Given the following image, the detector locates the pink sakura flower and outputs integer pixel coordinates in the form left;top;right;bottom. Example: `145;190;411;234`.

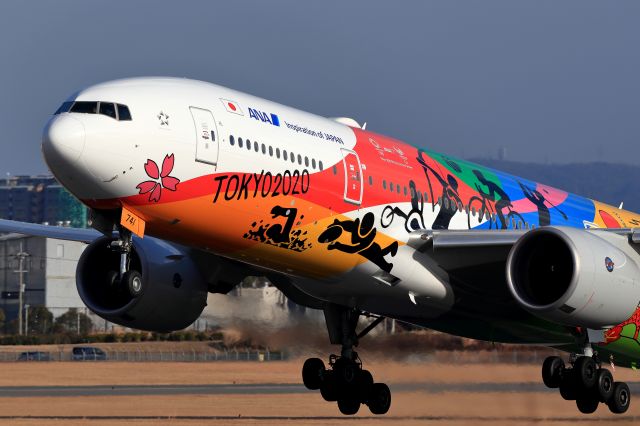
136;154;180;202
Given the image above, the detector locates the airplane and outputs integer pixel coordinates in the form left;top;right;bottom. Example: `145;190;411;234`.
1;76;639;416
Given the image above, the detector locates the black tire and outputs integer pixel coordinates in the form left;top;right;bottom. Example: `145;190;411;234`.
367;383;391;415
106;270;120;289
595;368;614;403
337;398;360;415
357;370;374;403
573;356;597;390
576;396;599;414
559;371;577;401
320;371;339;402
607;382;631;414
542;356;564;388
334;357;359;386
302;358;325;390
121;270;143;298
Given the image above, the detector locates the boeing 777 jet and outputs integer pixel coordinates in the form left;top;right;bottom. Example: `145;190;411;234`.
2;77;640;415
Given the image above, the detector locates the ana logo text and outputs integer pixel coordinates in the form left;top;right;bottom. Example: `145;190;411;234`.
249;108;280;126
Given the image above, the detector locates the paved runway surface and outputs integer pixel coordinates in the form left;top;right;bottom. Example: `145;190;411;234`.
1;382;639;397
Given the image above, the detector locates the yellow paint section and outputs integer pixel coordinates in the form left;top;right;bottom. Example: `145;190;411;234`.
128;194;403;279
592;201;640;229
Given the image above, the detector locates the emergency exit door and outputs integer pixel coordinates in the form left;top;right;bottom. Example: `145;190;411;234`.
190;107;219;166
341;148;363;205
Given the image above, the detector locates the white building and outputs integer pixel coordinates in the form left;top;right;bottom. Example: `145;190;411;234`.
0;234;85;330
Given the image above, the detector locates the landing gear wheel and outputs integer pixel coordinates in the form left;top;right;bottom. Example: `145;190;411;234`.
302;358;325;390
573;356;597;389
121;270;143;298
542;356;564;388
106;270;120;289
607;382;631;414
559;370;577;401
337;398;360;415
334;357;359;386
576;396;599;414
357;370;374;403
320;371;339;402
595;368;614;403
367;383;391;415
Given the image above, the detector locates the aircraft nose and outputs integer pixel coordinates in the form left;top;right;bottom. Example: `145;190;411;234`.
42;115;86;164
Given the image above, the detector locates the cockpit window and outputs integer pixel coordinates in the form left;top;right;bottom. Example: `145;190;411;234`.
54;101;74;115
54;100;132;121
117;104;132;121
70;101;98;114
99;102;117;119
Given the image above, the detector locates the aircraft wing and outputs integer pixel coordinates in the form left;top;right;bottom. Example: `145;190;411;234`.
0;218;101;243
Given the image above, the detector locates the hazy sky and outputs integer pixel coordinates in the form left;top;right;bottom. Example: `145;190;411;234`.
1;1;639;175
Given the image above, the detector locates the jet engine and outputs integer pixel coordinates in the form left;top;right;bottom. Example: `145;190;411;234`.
76;235;208;332
506;226;640;329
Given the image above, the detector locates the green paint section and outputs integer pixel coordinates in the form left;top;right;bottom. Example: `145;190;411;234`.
423;149;505;199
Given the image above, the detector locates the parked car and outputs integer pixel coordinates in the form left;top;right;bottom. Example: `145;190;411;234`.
17;351;50;361
72;346;107;361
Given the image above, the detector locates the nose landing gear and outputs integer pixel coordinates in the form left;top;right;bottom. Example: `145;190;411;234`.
302;305;391;415
108;228;143;298
542;354;630;414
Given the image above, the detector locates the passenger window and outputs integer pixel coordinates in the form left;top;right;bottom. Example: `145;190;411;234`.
54;101;73;115
276;148;280;158
283;150;288;161
246;139;251;150
333;165;337;175
98;102;117;119
396;184;400;193
117;104;132;120
319;161;324;171
291;153;296;164
254;141;259;152
269;146;273;157
369;176;373;186
403;186;407;196
238;137;243;148
297;154;302;165
261;143;266;154
230;135;235;146
382;180;387;190
304;156;309;167
71;101;97;114
312;159;316;169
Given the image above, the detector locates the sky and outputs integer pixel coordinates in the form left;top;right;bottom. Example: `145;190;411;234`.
0;1;639;175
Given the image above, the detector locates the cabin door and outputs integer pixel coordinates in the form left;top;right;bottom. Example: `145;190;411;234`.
190;107;219;166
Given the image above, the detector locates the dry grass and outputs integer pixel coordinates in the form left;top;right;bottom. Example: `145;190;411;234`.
0;361;638;425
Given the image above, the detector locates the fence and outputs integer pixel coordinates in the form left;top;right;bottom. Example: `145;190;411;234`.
0;348;287;362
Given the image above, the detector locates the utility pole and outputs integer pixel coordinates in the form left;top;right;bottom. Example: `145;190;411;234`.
24;304;30;335
14;241;29;336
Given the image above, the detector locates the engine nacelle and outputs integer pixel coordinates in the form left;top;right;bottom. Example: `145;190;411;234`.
507;226;640;329
77;236;208;332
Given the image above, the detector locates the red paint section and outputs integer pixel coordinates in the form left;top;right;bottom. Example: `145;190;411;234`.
600;210;621;228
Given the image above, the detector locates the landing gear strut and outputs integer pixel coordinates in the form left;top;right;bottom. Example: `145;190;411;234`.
542;348;630;414
302;306;391;415
108;228;143;298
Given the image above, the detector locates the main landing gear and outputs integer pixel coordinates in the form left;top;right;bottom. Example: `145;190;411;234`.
542;352;630;414
108;228;143;298
302;306;391;415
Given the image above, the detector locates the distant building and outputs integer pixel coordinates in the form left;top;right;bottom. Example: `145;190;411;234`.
0;234;86;332
0;175;87;227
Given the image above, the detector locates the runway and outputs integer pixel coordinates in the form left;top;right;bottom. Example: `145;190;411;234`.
0;361;639;425
2;381;640;397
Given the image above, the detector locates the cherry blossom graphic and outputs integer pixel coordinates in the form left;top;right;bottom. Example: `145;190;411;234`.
136;154;180;202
